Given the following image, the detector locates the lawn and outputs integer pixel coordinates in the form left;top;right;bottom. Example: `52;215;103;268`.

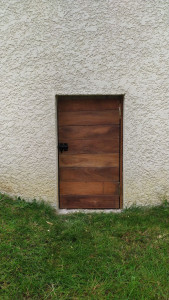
0;194;169;299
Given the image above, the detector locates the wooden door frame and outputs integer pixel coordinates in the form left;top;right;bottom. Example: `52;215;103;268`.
57;95;123;210
119;99;123;209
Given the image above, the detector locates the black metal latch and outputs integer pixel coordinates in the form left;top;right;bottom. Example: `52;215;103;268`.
58;143;68;153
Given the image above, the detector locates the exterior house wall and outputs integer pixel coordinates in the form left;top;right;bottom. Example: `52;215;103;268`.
0;0;169;208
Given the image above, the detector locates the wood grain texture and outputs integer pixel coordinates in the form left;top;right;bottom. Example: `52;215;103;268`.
60;182;102;195
58;139;119;154
60;182;119;195
59;154;119;167
58;110;119;126
103;182;119;194
59;125;119;140
58;96;122;111
58;96;123;209
60;195;120;209
60;167;119;182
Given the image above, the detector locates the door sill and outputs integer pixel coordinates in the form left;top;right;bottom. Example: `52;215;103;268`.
58;209;122;214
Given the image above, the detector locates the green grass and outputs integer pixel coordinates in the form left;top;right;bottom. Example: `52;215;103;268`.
0;194;169;299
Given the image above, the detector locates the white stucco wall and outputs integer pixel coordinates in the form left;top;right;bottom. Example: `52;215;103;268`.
0;0;169;208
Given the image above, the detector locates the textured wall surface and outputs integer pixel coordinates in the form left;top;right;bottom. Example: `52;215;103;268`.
0;0;169;208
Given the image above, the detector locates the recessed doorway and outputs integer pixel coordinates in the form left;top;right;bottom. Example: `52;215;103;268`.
57;95;123;209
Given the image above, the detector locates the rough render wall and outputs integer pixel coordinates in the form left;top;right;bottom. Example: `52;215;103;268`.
0;0;169;207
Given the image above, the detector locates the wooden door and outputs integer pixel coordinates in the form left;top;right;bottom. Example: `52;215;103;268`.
58;95;123;209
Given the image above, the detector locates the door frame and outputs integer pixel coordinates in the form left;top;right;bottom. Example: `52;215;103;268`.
119;99;123;209
57;95;123;210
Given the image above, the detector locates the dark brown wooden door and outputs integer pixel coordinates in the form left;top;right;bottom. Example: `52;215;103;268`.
58;96;123;209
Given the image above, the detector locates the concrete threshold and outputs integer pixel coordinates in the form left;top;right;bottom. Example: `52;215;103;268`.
58;209;122;214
